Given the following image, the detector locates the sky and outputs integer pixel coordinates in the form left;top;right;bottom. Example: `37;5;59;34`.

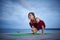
0;0;60;29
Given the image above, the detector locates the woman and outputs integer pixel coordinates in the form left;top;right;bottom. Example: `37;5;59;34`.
28;12;45;34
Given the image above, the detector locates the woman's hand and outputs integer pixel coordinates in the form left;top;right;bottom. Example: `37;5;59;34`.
32;27;37;33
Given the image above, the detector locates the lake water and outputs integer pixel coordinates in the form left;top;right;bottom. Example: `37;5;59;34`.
0;29;60;33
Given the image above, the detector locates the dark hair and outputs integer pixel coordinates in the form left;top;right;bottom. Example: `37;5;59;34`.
28;12;35;18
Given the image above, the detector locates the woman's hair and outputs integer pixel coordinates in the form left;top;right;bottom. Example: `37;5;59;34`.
28;12;35;18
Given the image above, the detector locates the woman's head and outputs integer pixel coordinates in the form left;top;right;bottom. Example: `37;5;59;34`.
28;12;35;20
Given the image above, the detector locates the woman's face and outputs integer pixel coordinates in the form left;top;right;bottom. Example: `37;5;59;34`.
28;14;34;20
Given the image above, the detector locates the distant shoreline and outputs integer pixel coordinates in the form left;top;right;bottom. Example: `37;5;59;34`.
0;28;60;30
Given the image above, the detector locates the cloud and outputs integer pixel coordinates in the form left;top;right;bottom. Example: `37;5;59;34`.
0;0;60;29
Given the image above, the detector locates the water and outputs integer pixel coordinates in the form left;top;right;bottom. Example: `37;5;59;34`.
0;29;60;33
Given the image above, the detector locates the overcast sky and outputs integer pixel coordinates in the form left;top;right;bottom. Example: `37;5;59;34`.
0;0;60;29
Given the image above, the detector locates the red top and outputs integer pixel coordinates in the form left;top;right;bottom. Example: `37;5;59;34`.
29;20;45;30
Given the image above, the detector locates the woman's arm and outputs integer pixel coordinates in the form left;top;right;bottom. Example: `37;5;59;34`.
29;23;37;33
41;25;44;35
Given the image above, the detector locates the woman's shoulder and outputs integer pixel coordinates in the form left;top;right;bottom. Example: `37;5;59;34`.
35;17;40;23
35;17;44;23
